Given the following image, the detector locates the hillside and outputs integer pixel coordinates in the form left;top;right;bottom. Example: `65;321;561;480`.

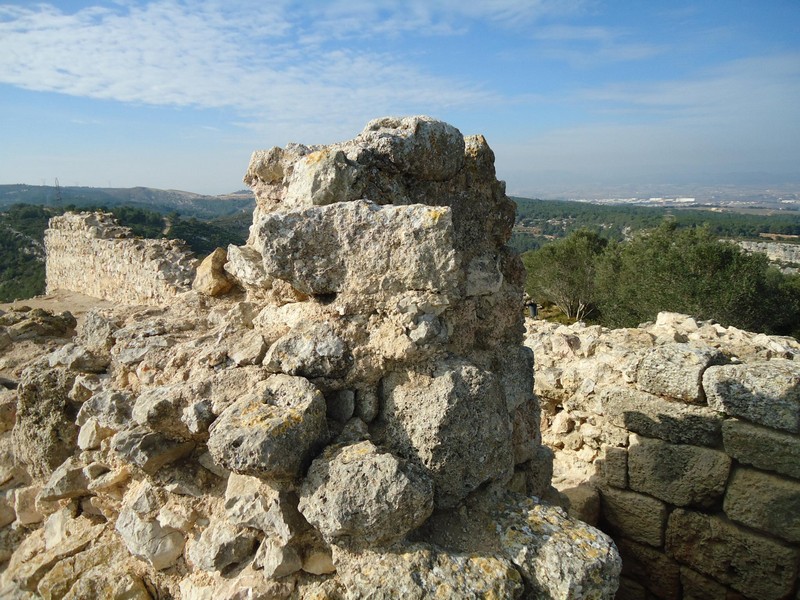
0;204;250;302
0;184;254;219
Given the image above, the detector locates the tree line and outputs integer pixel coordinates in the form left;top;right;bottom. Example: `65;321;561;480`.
523;223;800;339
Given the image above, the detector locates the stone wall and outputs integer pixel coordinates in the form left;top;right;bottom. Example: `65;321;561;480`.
527;312;800;600
45;212;197;306
0;118;622;599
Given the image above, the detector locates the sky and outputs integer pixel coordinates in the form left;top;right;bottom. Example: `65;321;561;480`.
1;0;799;198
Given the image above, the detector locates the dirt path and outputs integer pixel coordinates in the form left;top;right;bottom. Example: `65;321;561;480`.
0;289;114;326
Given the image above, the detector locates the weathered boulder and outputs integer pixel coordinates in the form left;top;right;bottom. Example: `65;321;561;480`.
207;374;328;481
627;434;731;507
380;360;513;508
186;520;258;573
704;360;800;433
111;426;195;475
193;247;234;296
263;323;351;380
298;441;433;547
635;343;725;404
224;473;306;540
13;364;78;478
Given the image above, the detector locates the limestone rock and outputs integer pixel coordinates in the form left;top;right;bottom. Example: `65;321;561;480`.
187;520;258;572
39;456;90;501
252;199;458;303
75;389;133;431
627;434;731;507
636;343;725;404
666;509;799;600
254;537;302;578
703;360;800;433
111;426;195;475
380;360;513;508
224;244;269;290
600;387;723;446
333;542;523;599
13;364;78;478
600;487;667;547
723;467;800;543
115;507;185;571
298;441;433;547
264;323;352;380
47;342;108;373
207;374;328;481
193;247;234;296
617;538;681;600
227;329;266;366
722;418;800;479
224;473;306;540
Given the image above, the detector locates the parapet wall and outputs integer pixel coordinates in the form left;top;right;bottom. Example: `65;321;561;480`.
45;212;197;306
527;312;800;600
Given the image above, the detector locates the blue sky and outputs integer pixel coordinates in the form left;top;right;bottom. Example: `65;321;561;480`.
1;1;798;197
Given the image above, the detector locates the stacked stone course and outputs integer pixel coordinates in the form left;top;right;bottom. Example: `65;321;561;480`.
528;312;800;599
45;211;197;305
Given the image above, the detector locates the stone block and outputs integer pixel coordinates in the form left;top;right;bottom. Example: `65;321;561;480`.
617;537;681;600
600;487;667;547
636;343;726;404
703;360;800;433
680;567;740;600
724;467;800;543
666;509;799;600
601;387;722;446
628;434;730;507
599;445;628;488
722;418;800;479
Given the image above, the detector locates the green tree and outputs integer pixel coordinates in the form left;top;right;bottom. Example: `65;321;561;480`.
594;222;797;334
523;229;607;321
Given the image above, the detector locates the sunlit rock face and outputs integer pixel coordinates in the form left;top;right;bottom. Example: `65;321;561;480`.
1;117;621;599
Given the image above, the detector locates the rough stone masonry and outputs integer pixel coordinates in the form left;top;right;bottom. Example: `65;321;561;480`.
1;116;621;598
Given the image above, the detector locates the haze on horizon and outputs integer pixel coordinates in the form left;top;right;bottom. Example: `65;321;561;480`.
0;0;798;198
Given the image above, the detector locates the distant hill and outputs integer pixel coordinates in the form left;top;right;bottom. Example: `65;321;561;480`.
0;184;254;219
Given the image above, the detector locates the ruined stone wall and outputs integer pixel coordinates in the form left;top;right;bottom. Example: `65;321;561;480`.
0;118;622;599
45;212;197;306
527;312;800;600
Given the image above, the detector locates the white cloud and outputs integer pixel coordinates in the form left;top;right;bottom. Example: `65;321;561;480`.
0;0;502;139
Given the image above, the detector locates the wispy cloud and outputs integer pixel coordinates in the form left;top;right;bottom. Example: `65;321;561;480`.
0;0;511;138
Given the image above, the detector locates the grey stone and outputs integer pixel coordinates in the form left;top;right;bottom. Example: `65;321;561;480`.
39;456;90;501
666;509;799;600
187;520;258;572
111;426;195;475
254;537;302;578
636;343;725;403
723;467;800;543
132;384;193;439
600;487;667;547
263;323;352;380
354;388;379;423
298;441;434;547
224;244;270;290
381;360;513;508
227;329;267;366
333;542;523;600
13;364;78;478
617;538;681;600
703;360;800;433
48;342;108;373
599;445;628;488
76;389;133;430
601;387;723;446
722;418;800;479
253;200;459;302
224;473;306;540
207;374;328;481
628;434;731;507
115;507;185;571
